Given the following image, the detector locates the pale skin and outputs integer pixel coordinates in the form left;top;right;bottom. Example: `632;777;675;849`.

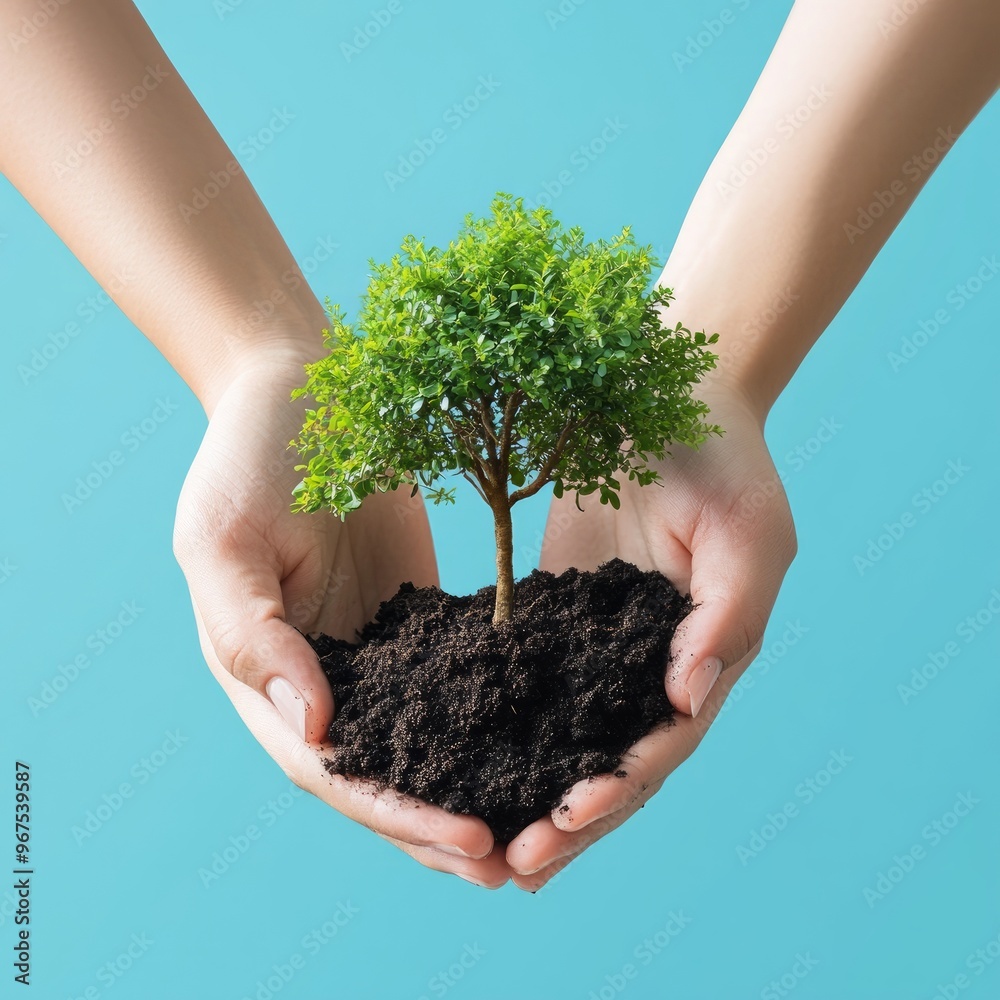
2;0;997;891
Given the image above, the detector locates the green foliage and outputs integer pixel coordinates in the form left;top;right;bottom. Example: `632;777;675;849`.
291;193;719;518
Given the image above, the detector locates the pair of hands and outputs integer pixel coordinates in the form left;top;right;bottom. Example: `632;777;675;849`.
173;360;796;891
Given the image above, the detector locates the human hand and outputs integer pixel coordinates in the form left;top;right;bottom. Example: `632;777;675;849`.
173;358;511;887
506;382;796;889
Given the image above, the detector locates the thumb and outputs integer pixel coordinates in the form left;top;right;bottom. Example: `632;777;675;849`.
665;519;796;717
177;537;335;744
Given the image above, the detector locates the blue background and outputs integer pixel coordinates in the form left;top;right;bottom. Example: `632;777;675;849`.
3;1;998;997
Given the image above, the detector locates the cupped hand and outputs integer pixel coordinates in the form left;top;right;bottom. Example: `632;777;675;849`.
173;359;510;887
506;381;797;889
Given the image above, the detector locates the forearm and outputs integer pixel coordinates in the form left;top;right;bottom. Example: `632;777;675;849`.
661;0;1000;421
0;0;323;413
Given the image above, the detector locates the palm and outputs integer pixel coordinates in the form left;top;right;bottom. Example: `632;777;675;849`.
174;365;509;885
505;388;797;888
182;376;438;641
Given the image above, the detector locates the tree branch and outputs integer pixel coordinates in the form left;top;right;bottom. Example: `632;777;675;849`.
459;468;489;503
442;412;494;491
508;413;578;506
498;389;524;480
477;395;500;467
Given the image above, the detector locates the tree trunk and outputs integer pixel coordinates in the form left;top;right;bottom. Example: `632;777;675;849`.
491;495;515;624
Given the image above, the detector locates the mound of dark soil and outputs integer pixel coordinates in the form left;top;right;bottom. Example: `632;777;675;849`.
307;559;691;842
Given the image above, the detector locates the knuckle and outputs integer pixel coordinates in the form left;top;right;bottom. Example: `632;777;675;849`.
207;616;256;684
171;517;197;567
738;604;771;658
276;740;312;793
278;763;308;794
765;501;798;564
784;519;799;561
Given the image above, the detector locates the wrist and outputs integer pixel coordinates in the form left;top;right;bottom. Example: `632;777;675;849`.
696;364;773;432
656;281;781;429
195;319;326;417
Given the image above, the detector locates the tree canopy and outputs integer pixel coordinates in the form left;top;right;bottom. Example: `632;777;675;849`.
291;194;720;620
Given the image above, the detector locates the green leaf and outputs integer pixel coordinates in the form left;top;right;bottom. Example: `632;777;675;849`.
289;192;721;552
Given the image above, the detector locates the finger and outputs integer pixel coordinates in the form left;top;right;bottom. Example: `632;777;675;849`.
194;611;495;858
507;813;579;876
510;778;665;878
666;500;795;716
176;520;336;744
381;839;511;888
550;727;682;833
552;653;748;832
323;772;494;858
511;851;582;892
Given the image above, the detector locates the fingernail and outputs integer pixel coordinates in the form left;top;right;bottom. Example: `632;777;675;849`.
266;677;306;740
687;657;723;717
456;874;490;888
516;863;543;876
431;843;474;858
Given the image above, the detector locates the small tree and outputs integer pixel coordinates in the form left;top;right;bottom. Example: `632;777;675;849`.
292;194;719;624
